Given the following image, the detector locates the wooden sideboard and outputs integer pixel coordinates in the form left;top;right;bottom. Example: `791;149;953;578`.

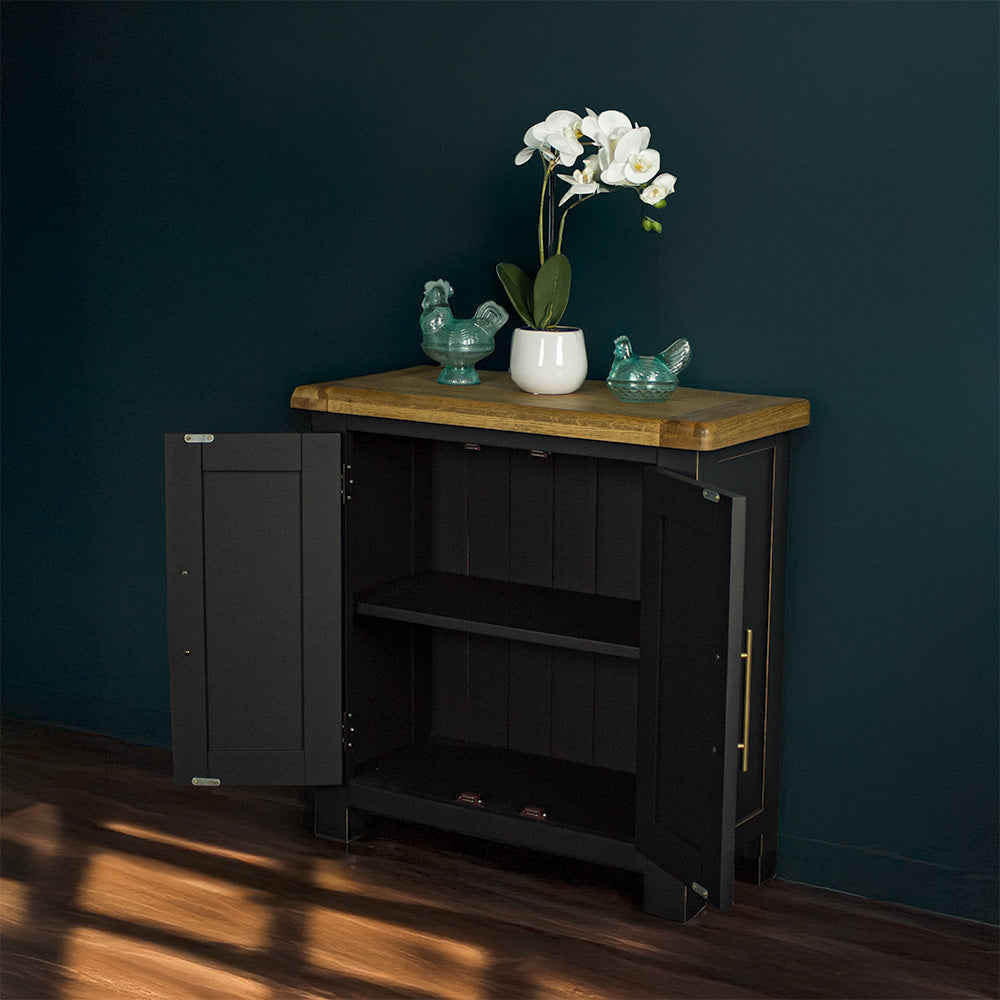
166;366;809;920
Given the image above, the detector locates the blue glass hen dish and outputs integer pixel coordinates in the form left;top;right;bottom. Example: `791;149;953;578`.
605;335;692;402
420;279;508;385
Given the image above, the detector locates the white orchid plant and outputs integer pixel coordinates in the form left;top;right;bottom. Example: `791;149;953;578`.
498;108;676;331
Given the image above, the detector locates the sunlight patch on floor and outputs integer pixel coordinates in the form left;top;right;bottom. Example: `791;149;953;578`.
0;877;30;926
306;905;488;1000
78;852;271;951
2;801;63;855
62;927;272;1000
102;819;286;870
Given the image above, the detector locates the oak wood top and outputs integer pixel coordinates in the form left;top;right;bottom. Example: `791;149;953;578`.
291;366;810;451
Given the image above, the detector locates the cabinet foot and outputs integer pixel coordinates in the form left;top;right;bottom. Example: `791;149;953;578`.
308;786;369;842
641;860;705;922
735;831;777;884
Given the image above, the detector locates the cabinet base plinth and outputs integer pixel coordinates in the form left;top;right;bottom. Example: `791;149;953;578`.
641;860;705;922
309;785;369;842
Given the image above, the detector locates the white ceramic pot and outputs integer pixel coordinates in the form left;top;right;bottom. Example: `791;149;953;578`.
509;327;588;395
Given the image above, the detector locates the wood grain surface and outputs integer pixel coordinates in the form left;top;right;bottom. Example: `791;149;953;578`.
290;367;811;451
2;721;994;1000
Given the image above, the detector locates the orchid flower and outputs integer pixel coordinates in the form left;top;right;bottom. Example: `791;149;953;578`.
599;126;660;186
581;109;633;151
640;172;677;205
500;106;677;330
557;155;607;207
515;110;584;167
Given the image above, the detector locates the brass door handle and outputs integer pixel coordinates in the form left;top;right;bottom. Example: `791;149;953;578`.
737;628;753;773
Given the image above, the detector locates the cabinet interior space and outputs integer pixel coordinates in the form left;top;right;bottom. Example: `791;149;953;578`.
344;430;645;843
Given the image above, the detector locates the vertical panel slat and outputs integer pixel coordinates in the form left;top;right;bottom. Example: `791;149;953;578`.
550;649;594;764
507;450;553;753
301;433;343;785
468;446;511;580
430;441;469;574
509;450;553;586
466;446;512;746
508;644;551;755
427;442;469;742
431;631;469;741
593;655;638;772
467;635;510;749
596;459;643;599
552;455;597;592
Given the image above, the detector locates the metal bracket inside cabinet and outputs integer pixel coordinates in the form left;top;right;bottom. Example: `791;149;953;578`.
191;777;221;786
184;433;214;444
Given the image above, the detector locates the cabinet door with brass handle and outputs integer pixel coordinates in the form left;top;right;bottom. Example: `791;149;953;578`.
636;467;747;913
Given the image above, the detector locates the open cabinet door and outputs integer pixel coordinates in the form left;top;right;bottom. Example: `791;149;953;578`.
165;433;342;787
636;467;746;910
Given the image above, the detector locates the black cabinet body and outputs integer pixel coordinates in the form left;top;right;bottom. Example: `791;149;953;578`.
166;406;792;921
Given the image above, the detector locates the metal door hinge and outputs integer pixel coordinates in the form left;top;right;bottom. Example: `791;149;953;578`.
191;777;221;786
529;449;549;459
341;463;353;503
457;792;484;807
691;881;709;899
342;712;354;749
184;434;214;444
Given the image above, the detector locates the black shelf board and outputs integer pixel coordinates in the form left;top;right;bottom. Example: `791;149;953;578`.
349;738;637;866
355;571;640;658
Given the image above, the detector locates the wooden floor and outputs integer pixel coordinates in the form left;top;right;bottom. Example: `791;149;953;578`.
1;722;996;1000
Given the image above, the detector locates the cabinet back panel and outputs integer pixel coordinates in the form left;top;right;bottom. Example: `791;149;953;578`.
350;618;430;765
430;636;638;772
422;440;642;771
348;433;430;590
428;442;642;599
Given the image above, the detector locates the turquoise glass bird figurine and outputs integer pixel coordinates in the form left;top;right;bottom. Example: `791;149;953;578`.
420;279;509;385
605;335;692;402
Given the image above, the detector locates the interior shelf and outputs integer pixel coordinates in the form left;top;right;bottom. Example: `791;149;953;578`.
355;571;640;658
349;738;637;852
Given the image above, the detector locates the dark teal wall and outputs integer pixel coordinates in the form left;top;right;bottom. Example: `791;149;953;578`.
3;1;996;923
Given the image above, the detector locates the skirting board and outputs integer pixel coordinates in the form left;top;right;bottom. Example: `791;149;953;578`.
778;833;998;925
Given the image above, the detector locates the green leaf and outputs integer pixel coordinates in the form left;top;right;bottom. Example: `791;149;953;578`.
531;254;571;329
496;263;534;328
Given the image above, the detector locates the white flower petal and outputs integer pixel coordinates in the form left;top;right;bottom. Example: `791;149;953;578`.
529;122;551;143
613;126;651;162
601;160;627;185
515;147;536;165
545;110;582;136
597;110;632;135
624;147;660;184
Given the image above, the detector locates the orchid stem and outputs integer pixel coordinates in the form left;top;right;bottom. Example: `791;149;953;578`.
556;193;597;256
537;159;557;265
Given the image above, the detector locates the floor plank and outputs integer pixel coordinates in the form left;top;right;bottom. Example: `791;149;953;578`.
2;722;996;1000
